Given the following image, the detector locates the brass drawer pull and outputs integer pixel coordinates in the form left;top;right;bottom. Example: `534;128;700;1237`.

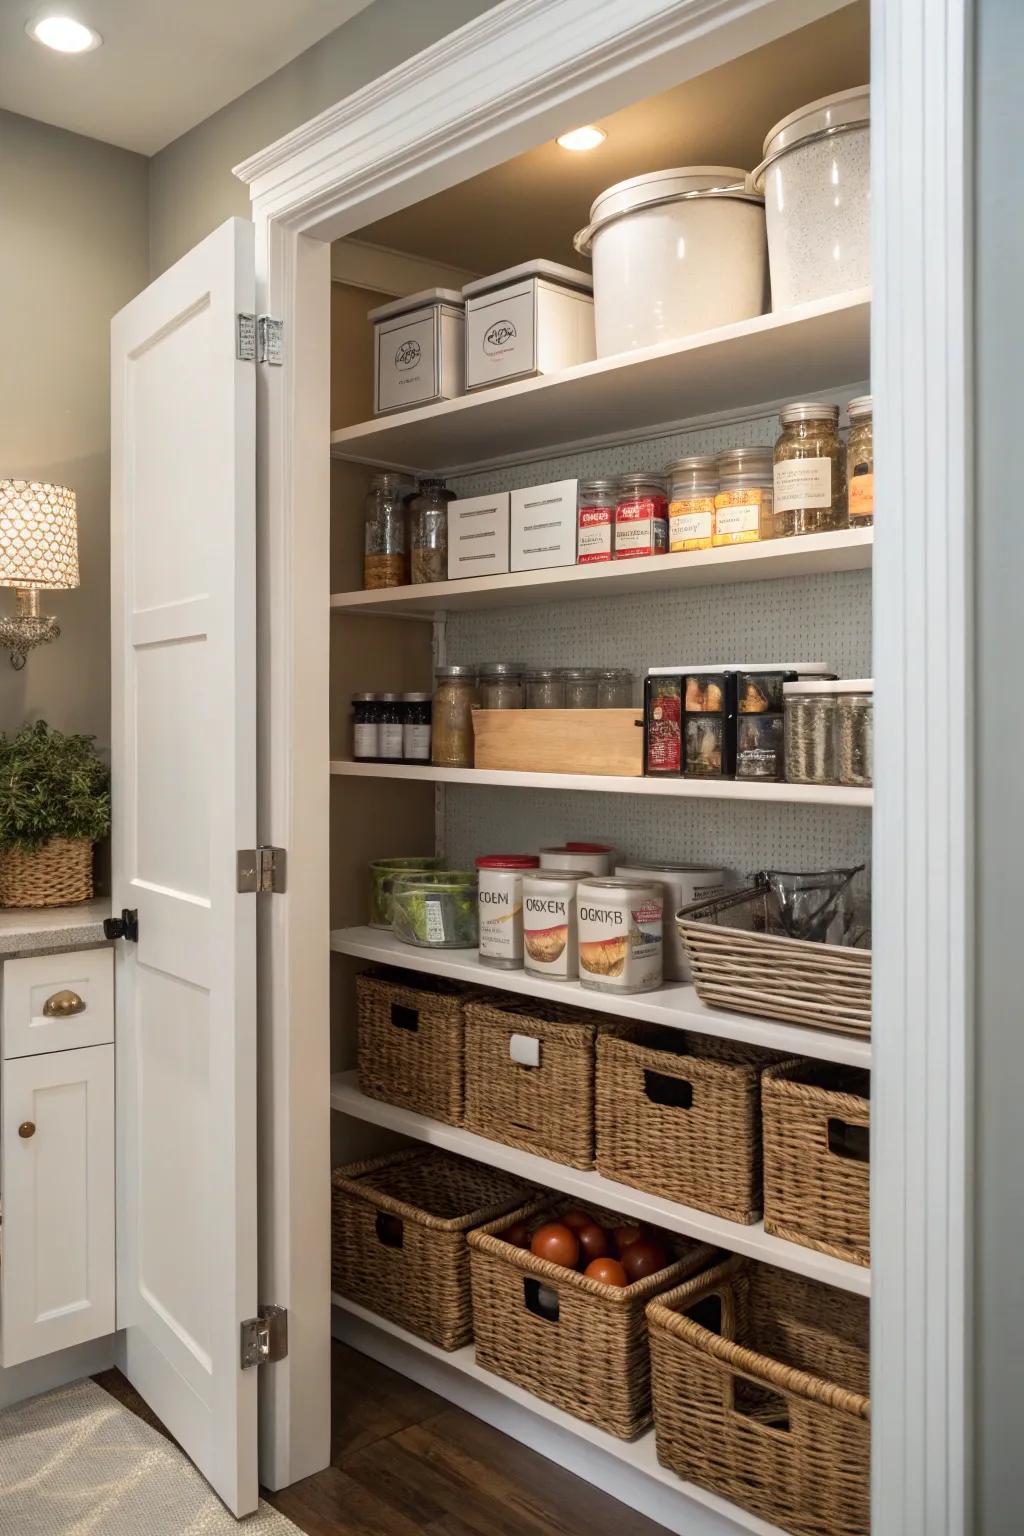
42;989;86;1019
18;1122;35;1139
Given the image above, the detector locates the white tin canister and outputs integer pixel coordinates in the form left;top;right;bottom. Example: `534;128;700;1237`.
751;86;870;310
539;844;614;877
475;854;539;970
577;877;664;994
573;167;767;357
522;870;592;979
615;863;725;981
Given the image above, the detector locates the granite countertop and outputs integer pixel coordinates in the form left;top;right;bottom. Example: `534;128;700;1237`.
0;898;111;958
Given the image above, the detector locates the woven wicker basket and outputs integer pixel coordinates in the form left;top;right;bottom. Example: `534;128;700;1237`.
648;1257;870;1536
469;1200;716;1438
596;1024;790;1224
356;970;478;1126
463;996;605;1169
0;837;93;909
677;882;872;1038
762;1061;870;1266
331;1147;535;1350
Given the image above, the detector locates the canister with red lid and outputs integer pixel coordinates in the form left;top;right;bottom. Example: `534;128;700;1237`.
475;854;540;969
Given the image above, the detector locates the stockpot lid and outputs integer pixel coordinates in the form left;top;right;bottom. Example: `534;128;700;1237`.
461;260;593;299
573;166;761;256
368;287;465;323
752;86;870;190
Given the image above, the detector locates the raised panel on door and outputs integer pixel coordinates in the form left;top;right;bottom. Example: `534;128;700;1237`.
110;216;258;1516
1;1044;115;1368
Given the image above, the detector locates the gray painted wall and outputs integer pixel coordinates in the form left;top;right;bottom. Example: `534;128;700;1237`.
974;1;1024;1530
0;110;148;749
147;0;501;278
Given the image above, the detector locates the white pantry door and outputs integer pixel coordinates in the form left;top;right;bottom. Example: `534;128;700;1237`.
110;217;258;1515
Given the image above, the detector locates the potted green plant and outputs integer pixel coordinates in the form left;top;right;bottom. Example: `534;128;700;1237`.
0;720;111;907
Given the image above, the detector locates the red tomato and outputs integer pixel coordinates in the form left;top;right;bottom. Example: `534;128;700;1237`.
530;1223;580;1269
620;1239;670;1282
502;1221;532;1249
561;1208;592;1232
611;1224;647;1255
583;1256;629;1287
575;1223;610;1264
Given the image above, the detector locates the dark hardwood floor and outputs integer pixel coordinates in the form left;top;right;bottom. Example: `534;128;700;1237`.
98;1340;666;1536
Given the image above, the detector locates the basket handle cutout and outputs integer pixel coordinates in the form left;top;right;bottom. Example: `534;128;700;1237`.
509;1032;541;1068
390;1003;419;1033
523;1278;560;1324
827;1117;869;1162
730;1375;791;1435
644;1069;693;1111
375;1212;404;1249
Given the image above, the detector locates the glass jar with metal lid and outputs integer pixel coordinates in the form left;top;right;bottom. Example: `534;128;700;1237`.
577;478;619;563
595;668;633;708
783;680;839;784
376;692;404;763
409;477;453;585
714;447;774;545
351;693;379;762
524;668;565;709
835;679;873;787
563;668;599;709
773;402;847;536
615;475;668;559
668;455;719;552
431;665;480;767
363;472;412;589
478;663;523;711
846;395;874;526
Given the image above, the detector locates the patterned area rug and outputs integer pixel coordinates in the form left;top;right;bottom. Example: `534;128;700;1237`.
0;1377;300;1534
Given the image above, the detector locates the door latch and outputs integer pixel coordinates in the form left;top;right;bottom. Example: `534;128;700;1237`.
103;908;139;942
241;1305;288;1368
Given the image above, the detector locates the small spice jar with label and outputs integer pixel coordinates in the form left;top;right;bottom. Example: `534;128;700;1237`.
846;395;874;526
431;666;479;767
615;476;668;559
713;447;773;545
351;693;380;762
524;668;565;708
773;402;847;535
668;455;718;552
478;663;523;710
376;692;404;763
401;692;432;762
476;853;539;970
577;479;619;563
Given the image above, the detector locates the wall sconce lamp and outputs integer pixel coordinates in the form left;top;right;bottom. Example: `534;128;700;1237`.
0;481;80;669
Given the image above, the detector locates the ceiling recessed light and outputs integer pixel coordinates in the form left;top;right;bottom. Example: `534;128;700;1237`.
26;15;102;53
556;126;607;152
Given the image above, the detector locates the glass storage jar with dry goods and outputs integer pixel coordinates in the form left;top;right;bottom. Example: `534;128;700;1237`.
563;668;599;708
783;681;838;784
713;447;773;545
363;472;412;589
524;668;565;709
577;478;619;563
847;395;874;526
478;663;523;710
773;402;847;536
431;666;480;767
409;477;453;584
835;680;873;787
668;455;718;552
595;668;633;708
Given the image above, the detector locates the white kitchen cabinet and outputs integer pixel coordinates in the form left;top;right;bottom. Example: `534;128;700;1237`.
2;947;113;1060
1;1042;115;1369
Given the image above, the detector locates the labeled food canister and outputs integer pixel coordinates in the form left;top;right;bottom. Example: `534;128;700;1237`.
577;877;664;994
401;692;432;762
539;844;613;877
668;455;718;552
615;862;726;981
714;447;773;545
615;476;668;559
377;693;404;763
476;854;540;969
577;479;619;563
773;402;847;535
523;870;592;978
847;395;874;525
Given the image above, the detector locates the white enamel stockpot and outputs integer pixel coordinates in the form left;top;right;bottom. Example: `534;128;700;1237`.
573;167;768;357
751;86;870;310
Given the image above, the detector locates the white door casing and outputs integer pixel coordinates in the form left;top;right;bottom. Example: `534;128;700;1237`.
110;216;259;1516
1;1044;115;1368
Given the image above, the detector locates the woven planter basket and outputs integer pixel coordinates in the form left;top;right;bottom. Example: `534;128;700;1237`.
762;1061;871;1266
0;837;93;908
596;1024;792;1224
356;970;478;1126
331;1147;535;1351
468;1199;716;1438
648;1256;870;1536
463;996;606;1169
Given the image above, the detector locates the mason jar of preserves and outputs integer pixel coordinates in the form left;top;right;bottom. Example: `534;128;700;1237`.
773;402;847;535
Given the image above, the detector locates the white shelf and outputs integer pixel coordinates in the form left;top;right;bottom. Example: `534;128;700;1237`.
333;1293;783;1536
330;1070;870;1297
330;289;870;474
332;528;873;616
330;925;870;1068
330;759;873;807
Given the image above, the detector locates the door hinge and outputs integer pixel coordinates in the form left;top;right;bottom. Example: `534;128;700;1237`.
257;315;284;365
236;311;257;361
241;1306;288;1369
236;846;287;894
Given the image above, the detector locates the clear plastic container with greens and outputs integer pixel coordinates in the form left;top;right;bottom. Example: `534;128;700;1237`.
368;856;446;929
390;871;479;949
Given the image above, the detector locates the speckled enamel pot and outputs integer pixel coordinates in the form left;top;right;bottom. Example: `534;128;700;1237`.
753;86;870;311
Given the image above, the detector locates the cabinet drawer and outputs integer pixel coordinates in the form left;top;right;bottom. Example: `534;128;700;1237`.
1;1043;115;1367
2;947;113;1059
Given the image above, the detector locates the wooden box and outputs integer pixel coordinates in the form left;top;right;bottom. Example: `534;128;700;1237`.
472;708;643;776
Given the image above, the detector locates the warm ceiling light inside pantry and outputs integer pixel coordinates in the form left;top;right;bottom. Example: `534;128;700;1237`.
26;14;102;51
557;125;607;151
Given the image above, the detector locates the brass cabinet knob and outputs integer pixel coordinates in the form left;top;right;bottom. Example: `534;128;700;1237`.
18;1121;35;1139
42;989;86;1019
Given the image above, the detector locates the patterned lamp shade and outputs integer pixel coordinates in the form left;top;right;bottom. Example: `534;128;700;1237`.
0;481;80;590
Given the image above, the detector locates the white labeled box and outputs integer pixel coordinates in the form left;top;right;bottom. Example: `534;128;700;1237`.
369;287;465;415
510;479;578;571
462;261;595;391
448;492;510;579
